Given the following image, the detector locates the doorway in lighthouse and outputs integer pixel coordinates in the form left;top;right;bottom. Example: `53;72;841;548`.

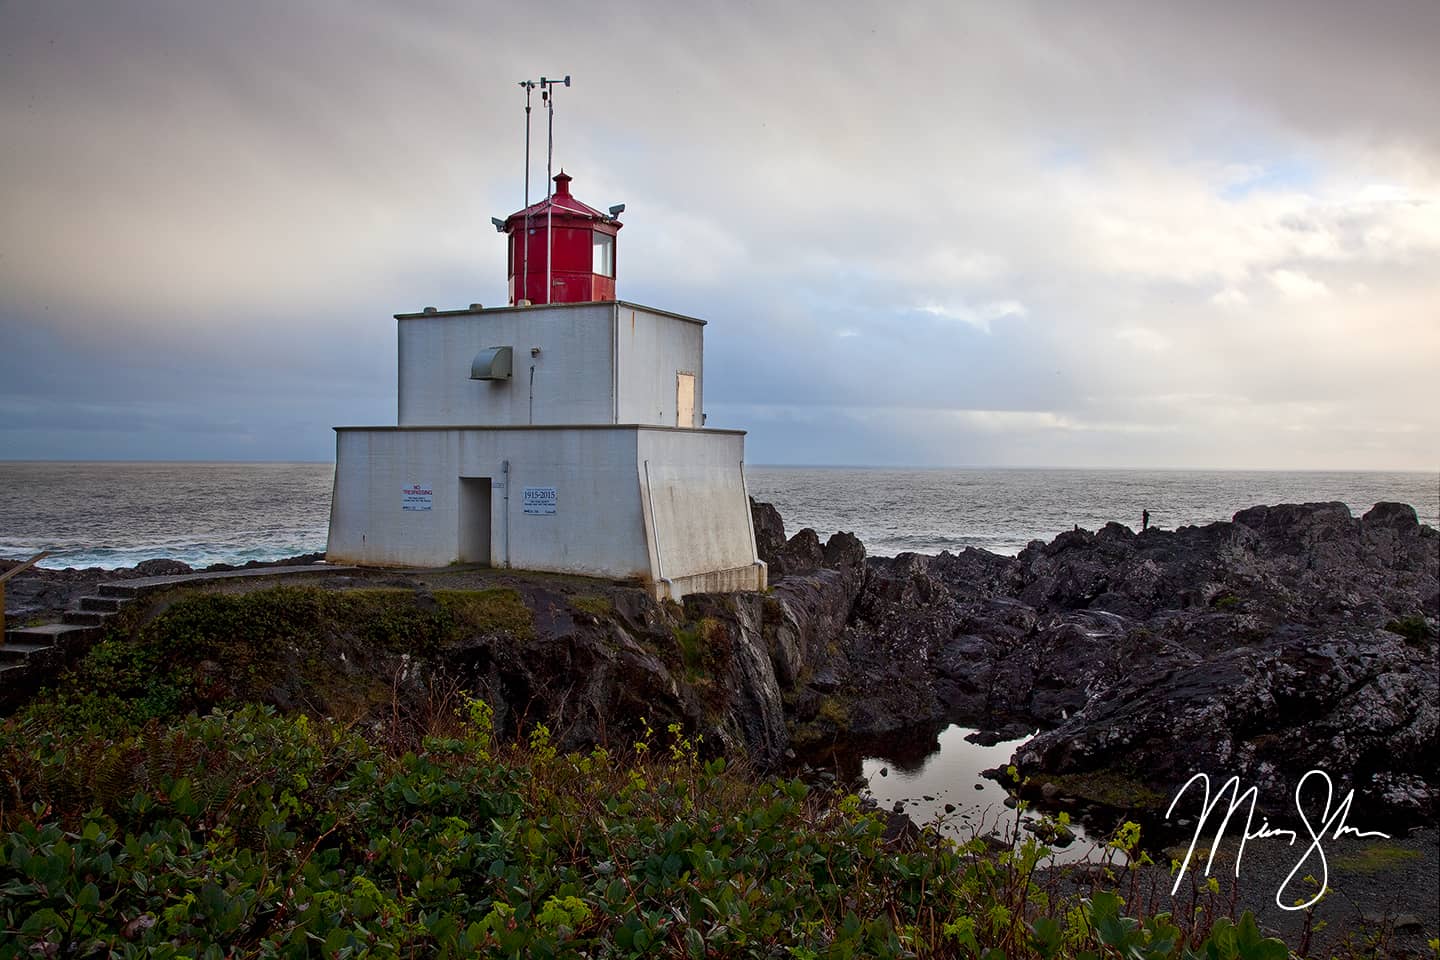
676;373;695;428
457;477;493;565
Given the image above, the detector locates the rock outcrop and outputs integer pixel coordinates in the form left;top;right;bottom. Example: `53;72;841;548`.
828;501;1438;822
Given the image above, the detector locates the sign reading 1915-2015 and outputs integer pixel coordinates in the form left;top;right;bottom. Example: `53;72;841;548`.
401;483;433;511
522;486;557;515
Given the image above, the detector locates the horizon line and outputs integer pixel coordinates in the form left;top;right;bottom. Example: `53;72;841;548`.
1;458;1436;475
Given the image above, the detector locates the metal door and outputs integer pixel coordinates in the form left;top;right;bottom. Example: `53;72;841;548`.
676;372;695;427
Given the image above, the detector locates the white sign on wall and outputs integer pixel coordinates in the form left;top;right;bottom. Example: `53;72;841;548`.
402;483;433;511
522;486;557;515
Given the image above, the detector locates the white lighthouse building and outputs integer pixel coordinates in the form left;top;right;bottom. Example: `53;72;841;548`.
325;171;766;599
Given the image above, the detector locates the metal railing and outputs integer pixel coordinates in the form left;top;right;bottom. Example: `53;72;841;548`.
0;551;50;641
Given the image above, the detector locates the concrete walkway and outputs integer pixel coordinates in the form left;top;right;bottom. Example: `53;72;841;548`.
88;563;359;599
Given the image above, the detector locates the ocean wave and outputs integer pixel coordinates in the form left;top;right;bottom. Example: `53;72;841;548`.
3;464;1436;571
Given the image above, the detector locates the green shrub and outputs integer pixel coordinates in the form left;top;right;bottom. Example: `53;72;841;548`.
0;705;1299;958
670;616;726;678
816;696;851;728
1383;613;1434;644
17;587;536;736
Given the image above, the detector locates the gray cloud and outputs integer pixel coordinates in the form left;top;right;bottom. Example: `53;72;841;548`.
2;0;1437;468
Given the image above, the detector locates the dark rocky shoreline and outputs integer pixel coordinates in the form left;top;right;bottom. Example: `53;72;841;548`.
764;498;1437;953
775;499;1438;828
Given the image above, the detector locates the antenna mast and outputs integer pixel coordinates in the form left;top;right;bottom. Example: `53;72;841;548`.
518;79;538;305
540;74;570;304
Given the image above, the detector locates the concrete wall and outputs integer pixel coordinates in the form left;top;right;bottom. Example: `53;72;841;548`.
327;424;762;598
327;426;649;578
344;297;739;596
396;302;705;430
636;428;761;589
615;305;704;427
397;303;615;426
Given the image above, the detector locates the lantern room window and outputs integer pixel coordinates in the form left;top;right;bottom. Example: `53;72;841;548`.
592;231;615;278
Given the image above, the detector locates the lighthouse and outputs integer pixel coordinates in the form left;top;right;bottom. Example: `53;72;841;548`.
503;171;622;306
325;163;766;598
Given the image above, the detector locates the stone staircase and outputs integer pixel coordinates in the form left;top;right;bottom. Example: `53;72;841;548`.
0;585;135;678
1;564;355;705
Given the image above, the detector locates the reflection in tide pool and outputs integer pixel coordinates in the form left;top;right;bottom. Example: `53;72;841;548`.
854;724;1120;866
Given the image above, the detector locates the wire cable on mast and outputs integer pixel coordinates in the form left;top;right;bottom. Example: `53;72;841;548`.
539;75;570;304
517;79;538;305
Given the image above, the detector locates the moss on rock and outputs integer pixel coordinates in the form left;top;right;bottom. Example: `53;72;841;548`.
1038;770;1169;811
435;587;535;640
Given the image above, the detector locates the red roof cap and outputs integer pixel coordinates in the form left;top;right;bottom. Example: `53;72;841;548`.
503;170;620;230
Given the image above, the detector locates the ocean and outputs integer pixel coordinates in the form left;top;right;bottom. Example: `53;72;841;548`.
748;466;1440;557
0;461;1435;569
0;462;335;569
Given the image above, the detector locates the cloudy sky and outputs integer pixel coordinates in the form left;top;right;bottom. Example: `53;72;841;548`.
2;0;1437;469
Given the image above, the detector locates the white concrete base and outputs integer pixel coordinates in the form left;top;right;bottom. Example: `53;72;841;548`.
326;424;765;600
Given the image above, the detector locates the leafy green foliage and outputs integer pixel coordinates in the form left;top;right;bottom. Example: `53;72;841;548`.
1198;914;1290;960
17;587;534;735
0;704;1298;958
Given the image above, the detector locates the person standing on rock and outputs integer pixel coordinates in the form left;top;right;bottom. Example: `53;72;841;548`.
1142;509;1150;531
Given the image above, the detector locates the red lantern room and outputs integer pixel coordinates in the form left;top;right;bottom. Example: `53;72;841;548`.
501;171;622;306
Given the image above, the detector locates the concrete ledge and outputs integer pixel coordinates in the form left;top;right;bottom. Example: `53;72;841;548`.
394;299;707;327
96;563;356;599
659;562;767;601
333;423;746;436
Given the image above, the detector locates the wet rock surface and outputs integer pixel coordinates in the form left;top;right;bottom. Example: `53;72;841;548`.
837;501;1439;823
